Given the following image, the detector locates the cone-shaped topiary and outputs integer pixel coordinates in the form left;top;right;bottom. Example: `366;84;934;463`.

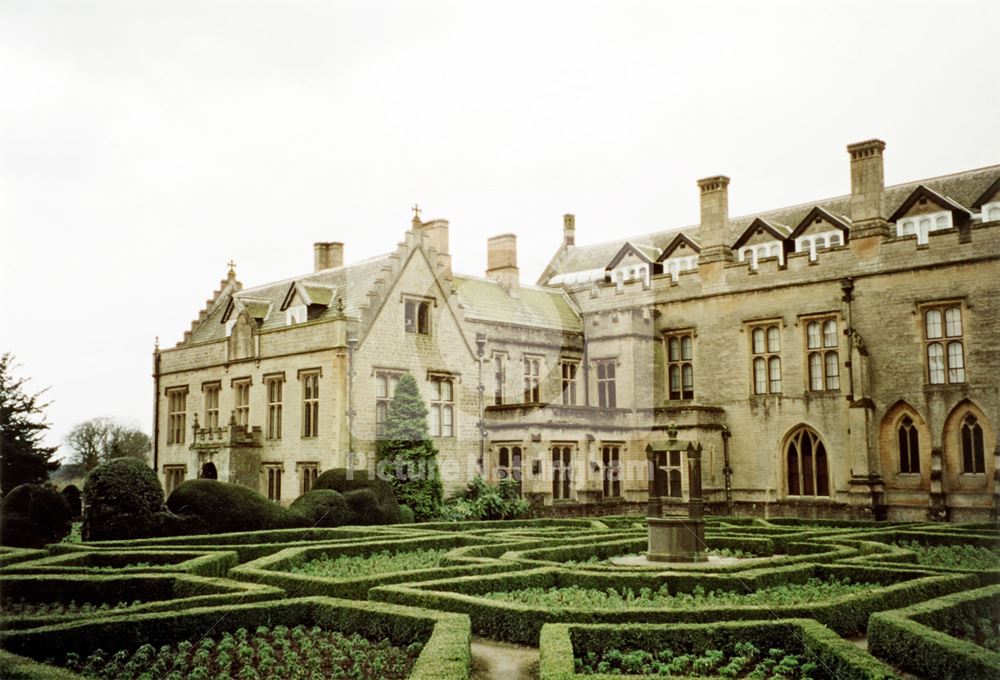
375;373;443;521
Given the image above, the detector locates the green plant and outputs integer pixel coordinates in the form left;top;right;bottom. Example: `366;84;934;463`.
82;458;165;540
290;549;449;579
0;483;73;548
289;490;352;527
438;476;530;521
896;540;1000;571
166;479;307;534
312;469;401;525
0;353;60;495
375;373;443;522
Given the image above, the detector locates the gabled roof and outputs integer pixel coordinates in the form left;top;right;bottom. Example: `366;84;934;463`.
187;253;395;345
280;281;336;311
656;232;701;261
452;276;582;333
972;175;1000;209
788;206;851;241
221;296;272;323
731;218;791;251
888;184;973;223
539;164;1000;286
605;241;659;270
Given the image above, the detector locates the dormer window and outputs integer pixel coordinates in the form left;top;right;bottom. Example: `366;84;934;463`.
286;305;307;325
662;256;697;282
897;210;952;245
982;202;1000;223
225;319;237;337
739;242;783;270
404;298;430;335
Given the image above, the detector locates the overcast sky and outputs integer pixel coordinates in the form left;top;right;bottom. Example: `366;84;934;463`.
2;0;998;458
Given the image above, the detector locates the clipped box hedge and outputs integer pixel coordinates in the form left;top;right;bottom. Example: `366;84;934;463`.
539;619;898;680
0;573;283;630
1;549;237;578
0;596;471;680
230;533;519;600
0;547;46;568
371;562;976;644
868;583;1000;680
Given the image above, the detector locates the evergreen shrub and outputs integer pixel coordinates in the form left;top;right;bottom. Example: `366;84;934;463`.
0;484;72;548
82;459;165;540
166;479;307;534
289;489;353;527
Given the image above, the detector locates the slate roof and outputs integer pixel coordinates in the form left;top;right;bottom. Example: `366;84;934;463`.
542;164;1000;283
451;275;582;333
187;253;395;344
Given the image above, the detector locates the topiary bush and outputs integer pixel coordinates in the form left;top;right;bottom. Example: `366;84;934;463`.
399;504;416;524
60;484;81;519
166;479;307;533
0;483;73;548
82;458;166;541
290;489;353;527
314;468;401;525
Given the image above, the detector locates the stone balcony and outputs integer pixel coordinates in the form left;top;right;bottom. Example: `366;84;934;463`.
190;420;262;450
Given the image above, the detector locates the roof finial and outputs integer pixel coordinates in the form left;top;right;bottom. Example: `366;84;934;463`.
336;297;345;313
411;203;422;228
155;336;160;351
227;260;237;277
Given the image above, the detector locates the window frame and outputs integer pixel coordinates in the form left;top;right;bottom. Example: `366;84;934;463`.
493;353;506;406
404;297;432;335
232;378;251;428
300;370;320;438
560;360;578;406
920;302;966;385
202;382;220;430
429;375;455;437
748;321;782;395
595;359;617;408
163;465;187;495
263;463;283;502
265;375;283;440
522;355;541;404
297;462;319;495
375;371;403;438
601;444;622;498
664;330;695;400
897;415;920;474
166;387;188;445
803;316;840;392
551;444;574;501
785;427;830;497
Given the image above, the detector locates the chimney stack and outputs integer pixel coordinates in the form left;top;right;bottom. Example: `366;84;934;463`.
415;218;451;279
696;176;733;264
847;139;887;230
313;242;344;272
563;214;575;247
486;233;519;289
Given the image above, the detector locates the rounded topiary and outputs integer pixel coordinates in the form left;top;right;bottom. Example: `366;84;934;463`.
0;484;73;548
313;467;400;524
343;488;382;525
289;489;353;527
398;504;415;524
61;484;82;518
83;458;163;517
96;511;208;540
166;479;307;534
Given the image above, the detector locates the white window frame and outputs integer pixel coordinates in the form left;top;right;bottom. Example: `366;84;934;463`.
286;305;307;326
922;303;966;385
166;388;188;445
429;376;454;437
896;210;952;245
750;323;782;395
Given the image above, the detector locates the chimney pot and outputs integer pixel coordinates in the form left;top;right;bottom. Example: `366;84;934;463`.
847;139;886;225
486;233;519;289
563;214;576;246
696;175;733;264
314;242;344;272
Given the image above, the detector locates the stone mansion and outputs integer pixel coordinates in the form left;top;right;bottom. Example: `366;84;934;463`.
153;139;1000;522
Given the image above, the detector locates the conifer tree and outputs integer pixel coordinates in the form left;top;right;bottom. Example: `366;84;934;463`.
375;373;443;521
1;353;60;494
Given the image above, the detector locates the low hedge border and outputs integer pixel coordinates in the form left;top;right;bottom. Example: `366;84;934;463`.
0;574;284;630
0;549;238;578
0;650;81;680
503;536;858;574
77;524;402;548
370;563;976;644
396;518;605;532
539;619;898;680
0;547;46;568
868;583;1000;680
229;534;518;600
0;596;471;680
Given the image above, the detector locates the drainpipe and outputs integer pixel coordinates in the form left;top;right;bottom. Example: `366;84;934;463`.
346;332;358;472
841;277;855;399
721;425;733;516
152;339;161;473
476;333;487;475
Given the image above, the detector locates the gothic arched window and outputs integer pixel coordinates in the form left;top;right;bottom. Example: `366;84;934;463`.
897;416;920;473
786;427;830;497
962;415;986;474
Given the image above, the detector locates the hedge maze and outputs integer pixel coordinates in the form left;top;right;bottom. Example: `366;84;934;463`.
0;516;997;679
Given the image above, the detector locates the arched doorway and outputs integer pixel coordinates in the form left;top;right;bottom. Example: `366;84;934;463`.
199;462;218;480
784;425;830;497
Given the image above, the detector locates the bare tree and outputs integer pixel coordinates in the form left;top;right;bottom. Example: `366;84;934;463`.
66;418;150;471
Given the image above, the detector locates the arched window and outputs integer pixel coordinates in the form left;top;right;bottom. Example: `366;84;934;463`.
786;427;830;497
961;415;985;474
898;416;919;473
829;232;842;247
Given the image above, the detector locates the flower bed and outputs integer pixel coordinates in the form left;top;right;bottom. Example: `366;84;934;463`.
61;624;422;680
575;642;817;678
291;548;450;578
895;541;999;571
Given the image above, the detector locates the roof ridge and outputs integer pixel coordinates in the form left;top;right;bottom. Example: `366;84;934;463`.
238;252;393;294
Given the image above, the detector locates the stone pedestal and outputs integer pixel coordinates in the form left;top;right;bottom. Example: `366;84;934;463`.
647;517;707;562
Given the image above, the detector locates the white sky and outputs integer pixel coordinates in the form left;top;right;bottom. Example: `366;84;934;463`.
2;0;998;458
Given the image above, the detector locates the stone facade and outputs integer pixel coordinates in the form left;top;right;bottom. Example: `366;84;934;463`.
153;139;1000;522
